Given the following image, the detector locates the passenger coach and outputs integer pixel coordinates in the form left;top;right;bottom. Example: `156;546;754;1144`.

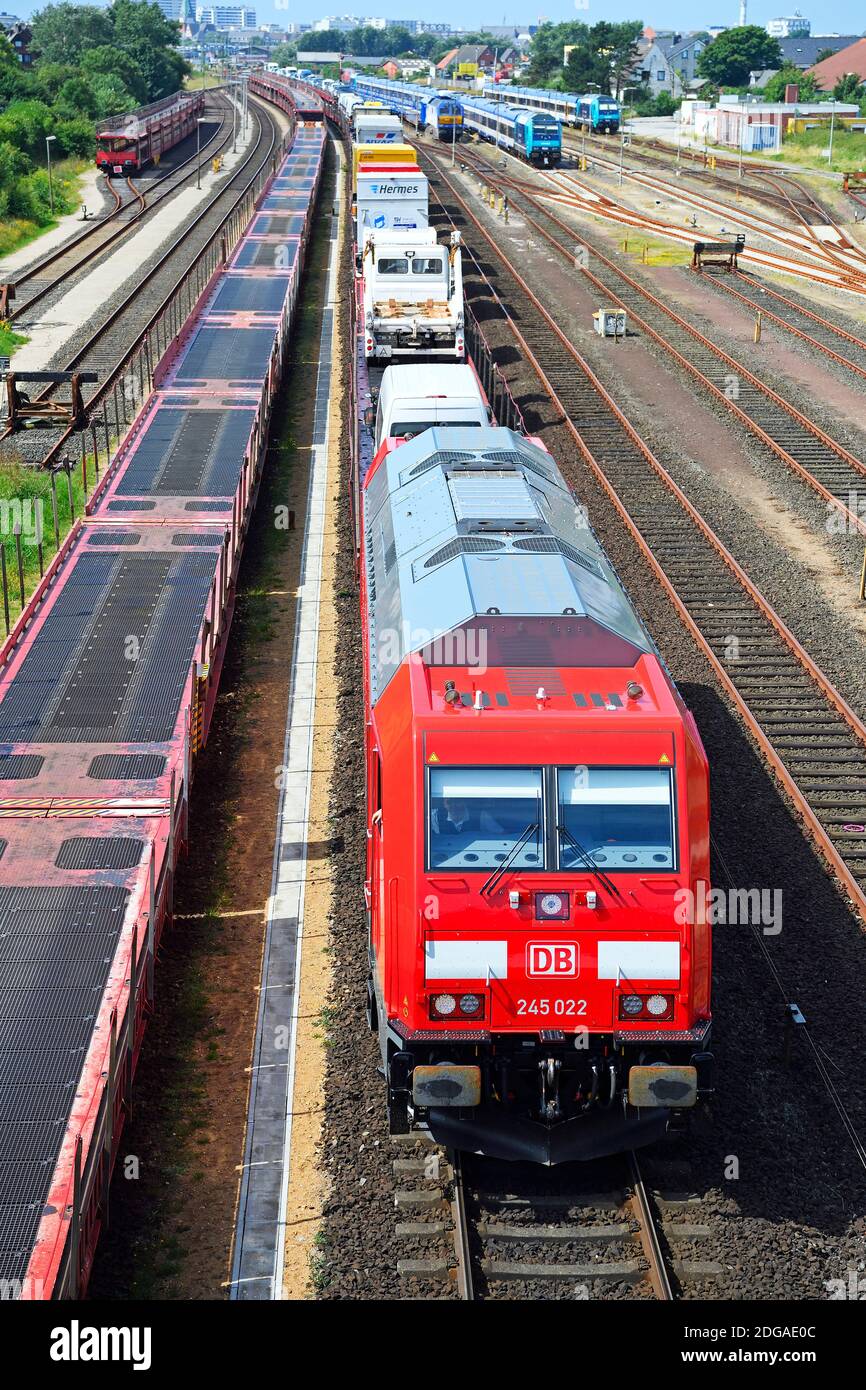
462;97;561;166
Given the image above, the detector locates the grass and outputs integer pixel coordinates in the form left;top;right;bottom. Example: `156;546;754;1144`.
617;230;689;266
0;157;92;260
186;72;222;90
0;454;89;623
765;127;865;174
0;323;27;358
309;1230;330;1292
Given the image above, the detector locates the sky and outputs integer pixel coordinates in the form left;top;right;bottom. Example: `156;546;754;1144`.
268;1;863;33
12;0;866;36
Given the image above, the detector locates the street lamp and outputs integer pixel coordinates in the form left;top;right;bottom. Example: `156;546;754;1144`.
619;88;638;187
196;117;206;189
583;82;600;163
45;134;57;216
828;102;836;168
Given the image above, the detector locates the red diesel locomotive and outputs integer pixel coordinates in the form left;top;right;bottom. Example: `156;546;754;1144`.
360;424;713;1163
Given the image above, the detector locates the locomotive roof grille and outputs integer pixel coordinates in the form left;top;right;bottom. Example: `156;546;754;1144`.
512;535;606;581
408;449;478;477
424;537;506;568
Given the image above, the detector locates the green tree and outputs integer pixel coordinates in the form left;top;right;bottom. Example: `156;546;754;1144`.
54;75;98;119
697;26;783;87
30;4;114;64
762;64;820;100
55;115;97;154
0;100;55;157
81;44;148;104
110;0;188;100
271;42;297;67
590;20;643;98
526;19;641;95
832;72;866;103
90;74;138;119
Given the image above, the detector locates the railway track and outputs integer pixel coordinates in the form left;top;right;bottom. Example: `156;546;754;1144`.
550;134;866;289
396;1148;718;1300
6;92;234;323
700;269;866;385
10;95;283;466
448;149;866;535
418;148;866;923
565;127;845;230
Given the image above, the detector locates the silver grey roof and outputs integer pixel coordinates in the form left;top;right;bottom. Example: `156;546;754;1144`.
363;427;651;703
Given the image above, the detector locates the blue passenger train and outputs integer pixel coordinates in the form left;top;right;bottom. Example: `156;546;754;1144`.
352;74;464;141
483;83;621;133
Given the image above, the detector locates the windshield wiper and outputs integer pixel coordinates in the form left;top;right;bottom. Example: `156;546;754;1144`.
480;822;539;898
557;824;623;902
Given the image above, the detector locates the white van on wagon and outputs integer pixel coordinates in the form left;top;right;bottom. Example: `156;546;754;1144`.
373;364;490;451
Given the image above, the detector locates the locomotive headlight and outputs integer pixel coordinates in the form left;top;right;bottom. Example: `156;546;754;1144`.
459;993;481;1016
432;993;457;1017
620;994;643;1017
647;993;672;1017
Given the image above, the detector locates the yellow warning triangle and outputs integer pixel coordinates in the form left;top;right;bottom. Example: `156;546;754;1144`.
428;752;440;762
659;754;670;764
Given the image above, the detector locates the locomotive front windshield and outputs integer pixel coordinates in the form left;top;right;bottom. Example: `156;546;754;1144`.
428;766;544;871
557;766;676;871
532;116;560;139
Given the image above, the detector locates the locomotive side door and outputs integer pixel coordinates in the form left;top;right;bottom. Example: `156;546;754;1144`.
368;747;385;965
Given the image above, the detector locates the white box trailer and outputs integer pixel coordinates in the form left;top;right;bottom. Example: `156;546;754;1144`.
356;166;429;234
353;111;403;144
361;227;465;361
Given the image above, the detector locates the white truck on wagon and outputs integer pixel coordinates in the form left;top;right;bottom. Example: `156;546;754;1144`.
361;228;465;361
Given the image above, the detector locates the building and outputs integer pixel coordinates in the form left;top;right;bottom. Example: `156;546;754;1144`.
778;33;857;67
807;37;866;90
196;5;256;27
634;38;675;95
662;33;710;94
632;30;710;97
766;13;810;37
437;43;496;77
714;93;859;150
3;19;33;63
156;0;180;17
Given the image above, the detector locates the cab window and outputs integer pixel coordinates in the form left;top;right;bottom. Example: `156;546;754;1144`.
557;766;676;871
377;257;409;274
428;766;544;871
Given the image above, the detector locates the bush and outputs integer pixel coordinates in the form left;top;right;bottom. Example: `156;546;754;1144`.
0;99;55;157
55;117;95;157
633;91;680;118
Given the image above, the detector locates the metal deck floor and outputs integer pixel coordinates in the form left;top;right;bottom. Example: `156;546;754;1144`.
0;548;219;745
0;884;129;1283
114;406;257;497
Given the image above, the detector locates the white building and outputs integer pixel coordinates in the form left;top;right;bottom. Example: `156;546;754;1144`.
196;5;257;27
766;13;810;37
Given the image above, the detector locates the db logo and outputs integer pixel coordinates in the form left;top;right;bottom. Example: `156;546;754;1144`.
527;942;579;977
